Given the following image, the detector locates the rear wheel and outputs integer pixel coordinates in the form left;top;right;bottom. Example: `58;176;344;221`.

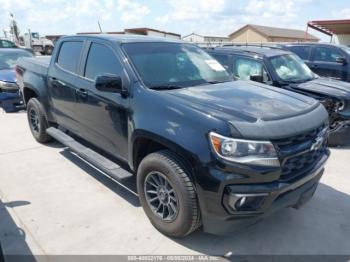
137;150;201;237
27;98;52;143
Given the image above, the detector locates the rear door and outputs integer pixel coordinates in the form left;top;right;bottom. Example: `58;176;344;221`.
75;40;130;159
309;45;348;80
48;40;84;132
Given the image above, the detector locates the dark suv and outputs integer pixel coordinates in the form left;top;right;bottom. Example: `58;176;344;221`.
279;43;350;82
207;46;350;145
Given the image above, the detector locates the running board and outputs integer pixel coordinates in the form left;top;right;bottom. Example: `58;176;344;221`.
46;127;133;180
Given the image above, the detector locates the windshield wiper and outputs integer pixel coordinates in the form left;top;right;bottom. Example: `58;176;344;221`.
149;84;185;90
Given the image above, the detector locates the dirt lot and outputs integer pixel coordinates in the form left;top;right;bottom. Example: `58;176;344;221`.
0;112;350;258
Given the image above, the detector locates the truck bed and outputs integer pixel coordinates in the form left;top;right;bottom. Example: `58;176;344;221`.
18;56;51;76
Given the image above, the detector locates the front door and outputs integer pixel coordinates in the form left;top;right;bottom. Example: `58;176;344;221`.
309;46;349;81
75;42;129;160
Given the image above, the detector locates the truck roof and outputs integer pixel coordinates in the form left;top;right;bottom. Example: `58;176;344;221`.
208;46;293;58
61;34;184;44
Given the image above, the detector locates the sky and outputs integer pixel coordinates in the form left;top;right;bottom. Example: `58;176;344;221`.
1;0;350;41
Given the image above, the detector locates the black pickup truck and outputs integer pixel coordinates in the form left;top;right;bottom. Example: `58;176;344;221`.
17;35;329;237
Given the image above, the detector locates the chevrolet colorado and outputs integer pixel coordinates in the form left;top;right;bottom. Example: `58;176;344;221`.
16;35;330;237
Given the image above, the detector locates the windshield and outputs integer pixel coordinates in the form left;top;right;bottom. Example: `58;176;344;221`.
122;42;231;88
0;51;33;70
270;54;315;82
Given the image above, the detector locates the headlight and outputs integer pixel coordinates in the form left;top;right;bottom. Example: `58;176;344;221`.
0;80;18;91
336;100;345;112
209;132;280;166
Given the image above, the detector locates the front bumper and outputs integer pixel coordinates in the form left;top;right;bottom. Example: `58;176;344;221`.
201;153;328;235
0;92;24;112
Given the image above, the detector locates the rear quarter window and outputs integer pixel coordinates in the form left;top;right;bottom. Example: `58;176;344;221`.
57;41;83;73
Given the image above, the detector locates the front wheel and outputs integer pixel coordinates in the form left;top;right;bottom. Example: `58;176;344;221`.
27;98;52;143
137;150;201;237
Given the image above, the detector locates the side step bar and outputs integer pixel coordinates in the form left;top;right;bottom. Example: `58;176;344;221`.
46;127;133;180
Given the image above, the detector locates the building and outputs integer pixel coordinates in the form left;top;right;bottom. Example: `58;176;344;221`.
182;33;229;44
77;28;181;39
307;19;350;45
229;24;319;43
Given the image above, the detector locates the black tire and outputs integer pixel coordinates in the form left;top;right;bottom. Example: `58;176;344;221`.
137;150;201;237
27;98;52;143
45;46;53;55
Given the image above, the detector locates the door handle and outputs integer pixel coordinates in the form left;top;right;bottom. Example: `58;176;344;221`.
50;77;66;87
76;88;88;98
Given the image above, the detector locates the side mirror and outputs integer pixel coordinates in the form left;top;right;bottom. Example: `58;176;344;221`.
250;75;264;83
95;74;124;94
336;57;348;65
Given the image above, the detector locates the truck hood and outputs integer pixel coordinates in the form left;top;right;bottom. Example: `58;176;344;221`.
0;69;16;83
291;77;350;100
168;81;328;139
170;80;318;122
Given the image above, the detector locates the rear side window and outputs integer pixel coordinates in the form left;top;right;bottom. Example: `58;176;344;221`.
84;43;123;80
314;47;343;62
57;41;83;73
288;46;311;60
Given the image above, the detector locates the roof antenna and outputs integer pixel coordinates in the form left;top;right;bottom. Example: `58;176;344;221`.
98;21;103;33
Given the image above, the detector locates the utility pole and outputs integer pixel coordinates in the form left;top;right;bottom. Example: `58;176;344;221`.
10;13;20;44
98;21;103;33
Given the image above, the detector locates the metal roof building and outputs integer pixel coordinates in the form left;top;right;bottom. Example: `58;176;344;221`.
307;19;350;45
229;24;319;43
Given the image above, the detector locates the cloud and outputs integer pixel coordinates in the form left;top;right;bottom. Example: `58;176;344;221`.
337;8;350;18
0;0;151;35
156;0;314;36
117;0;150;23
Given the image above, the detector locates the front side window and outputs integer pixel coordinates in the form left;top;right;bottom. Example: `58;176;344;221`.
233;57;270;83
122;42;231;88
288;46;311;60
270;54;315;82
0;50;33;70
314;47;343;62
57;41;83;73
84;43;123;80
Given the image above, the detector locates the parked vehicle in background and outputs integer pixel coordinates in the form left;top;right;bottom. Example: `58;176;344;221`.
207;46;350;146
23;32;54;55
0;48;32;112
17;35;329;237
0;38;34;54
279;43;350;82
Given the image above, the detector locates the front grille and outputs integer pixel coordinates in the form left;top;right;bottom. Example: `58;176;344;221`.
273;124;328;181
280;147;326;181
274;124;326;146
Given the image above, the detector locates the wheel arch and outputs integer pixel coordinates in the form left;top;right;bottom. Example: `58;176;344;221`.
130;130;197;182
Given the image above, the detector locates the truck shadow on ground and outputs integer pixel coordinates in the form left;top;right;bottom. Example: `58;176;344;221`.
0;200;35;262
60;148;140;207
58;147;350;256
174;183;350;256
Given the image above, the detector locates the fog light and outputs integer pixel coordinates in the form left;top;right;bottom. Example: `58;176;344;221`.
223;189;268;213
